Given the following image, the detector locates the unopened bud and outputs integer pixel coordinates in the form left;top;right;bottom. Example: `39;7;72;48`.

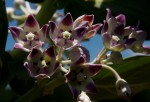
77;91;91;102
116;79;131;99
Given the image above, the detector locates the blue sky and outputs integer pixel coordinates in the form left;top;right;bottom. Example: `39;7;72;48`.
5;0;150;61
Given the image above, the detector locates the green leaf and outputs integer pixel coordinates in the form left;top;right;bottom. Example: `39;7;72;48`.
44;56;150;101
91;56;150;100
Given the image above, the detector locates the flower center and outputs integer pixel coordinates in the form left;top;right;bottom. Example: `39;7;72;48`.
112;35;120;41
62;31;71;39
77;73;87;82
26;32;35;41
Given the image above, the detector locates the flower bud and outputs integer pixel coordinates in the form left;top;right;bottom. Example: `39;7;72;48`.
77;91;91;102
116;79;131;99
110;52;123;64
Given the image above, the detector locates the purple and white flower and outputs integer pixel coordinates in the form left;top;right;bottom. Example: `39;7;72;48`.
24;46;59;79
127;28;150;54
101;8;136;52
65;57;101;98
49;13;101;49
9;14;48;52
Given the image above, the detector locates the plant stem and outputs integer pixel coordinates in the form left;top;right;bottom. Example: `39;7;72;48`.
92;47;108;64
36;0;58;27
101;64;121;80
61;60;71;64
60;66;68;73
57;48;64;62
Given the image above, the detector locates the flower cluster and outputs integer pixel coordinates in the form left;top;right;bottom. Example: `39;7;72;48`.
9;8;150;101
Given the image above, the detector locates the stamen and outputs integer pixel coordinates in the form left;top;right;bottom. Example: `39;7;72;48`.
62;31;71;39
26;32;35;41
112;35;120;41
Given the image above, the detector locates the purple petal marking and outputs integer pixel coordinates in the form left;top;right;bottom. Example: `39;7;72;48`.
29;48;40;58
83;15;94;26
116;14;126;26
14;43;30;52
86;64;102;77
49;21;56;35
76;27;87;38
61;13;73;26
24;14;39;27
106;8;112;21
68;84;80;99
125;38;136;46
8;27;21;37
85;80;97;93
45;46;56;58
75;56;85;65
101;21;108;35
41;24;48;36
114;24;124;35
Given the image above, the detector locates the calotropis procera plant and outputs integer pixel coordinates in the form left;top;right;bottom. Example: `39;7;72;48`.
6;4;150;101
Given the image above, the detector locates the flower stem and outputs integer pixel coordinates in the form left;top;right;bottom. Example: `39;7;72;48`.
102;64;121;80
36;0;58;26
61;60;71;64
19;5;30;15
60;66;68;73
92;47;108;64
57;48;64;62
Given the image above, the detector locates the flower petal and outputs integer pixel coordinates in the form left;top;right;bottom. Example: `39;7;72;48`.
102;33;111;49
106;8;112;21
68;84;80;99
70;46;90;62
124;38;136;48
45;45;56;59
101;20;108;35
14;43;30;52
83;63;102;77
37;24;48;41
75;56;86;65
27;48;42;61
107;17;118;35
24;14;40;32
49;21;58;40
74;14;94;28
72;27;87;41
83;30;96;39
58;13;73;31
110;43;126;52
24;62;34;77
114;24;124;36
84;78;97;93
8;26;25;42
115;14;126;26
